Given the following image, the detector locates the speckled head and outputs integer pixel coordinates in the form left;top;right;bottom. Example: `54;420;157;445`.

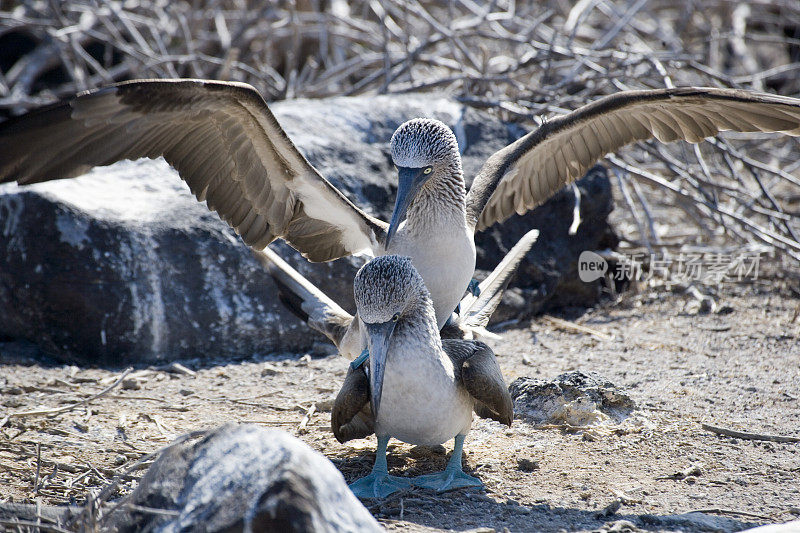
390;118;460;169
385;120;465;248
354;255;429;324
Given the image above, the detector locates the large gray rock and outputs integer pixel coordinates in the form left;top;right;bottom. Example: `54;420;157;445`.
100;424;381;533
0;94;614;363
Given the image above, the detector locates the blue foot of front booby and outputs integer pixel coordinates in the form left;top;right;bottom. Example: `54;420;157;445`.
411;435;482;492
349;436;411;499
349;470;412;499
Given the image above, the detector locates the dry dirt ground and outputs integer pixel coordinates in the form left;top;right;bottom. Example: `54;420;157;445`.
0;281;799;532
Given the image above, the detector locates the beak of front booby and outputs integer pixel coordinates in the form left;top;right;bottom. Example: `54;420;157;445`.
385;166;431;249
364;320;397;417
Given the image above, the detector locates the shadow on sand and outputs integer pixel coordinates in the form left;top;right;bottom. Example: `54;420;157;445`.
332;450;761;533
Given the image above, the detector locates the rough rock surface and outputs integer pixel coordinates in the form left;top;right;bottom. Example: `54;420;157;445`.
476;164;615;324
510;371;635;426
0;94;614;363
639;512;753;532
100;424;381;533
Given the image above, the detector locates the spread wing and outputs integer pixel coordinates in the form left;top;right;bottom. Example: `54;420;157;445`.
466;87;800;231
331;364;374;443
0;79;387;262
444;340;513;425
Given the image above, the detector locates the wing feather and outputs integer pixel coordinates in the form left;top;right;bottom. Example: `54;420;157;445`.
466;87;800;230
444;340;513;426
646;111;682;142
331;364;374;443
0;79;387;262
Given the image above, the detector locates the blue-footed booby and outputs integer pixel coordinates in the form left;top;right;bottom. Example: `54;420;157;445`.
336;255;513;498
253;228;540;354
3;80;800;334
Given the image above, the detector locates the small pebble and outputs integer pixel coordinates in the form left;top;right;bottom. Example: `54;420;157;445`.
315;397;336;412
595;498;622;517
517;458;539;472
122;377;141;390
260;364;281;376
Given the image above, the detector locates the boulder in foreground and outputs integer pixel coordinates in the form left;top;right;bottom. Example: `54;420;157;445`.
101;424;381;533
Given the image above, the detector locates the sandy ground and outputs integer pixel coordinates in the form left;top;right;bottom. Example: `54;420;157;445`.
0;278;798;532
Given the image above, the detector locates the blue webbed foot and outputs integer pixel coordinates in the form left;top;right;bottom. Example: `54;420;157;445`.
349;436;410;499
411;467;482;492
411;434;482;492
349;471;411;499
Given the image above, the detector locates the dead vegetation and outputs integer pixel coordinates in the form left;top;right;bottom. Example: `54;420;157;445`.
1;0;800;266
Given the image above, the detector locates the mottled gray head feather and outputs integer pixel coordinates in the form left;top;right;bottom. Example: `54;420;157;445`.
354;255;429;323
390;119;460;169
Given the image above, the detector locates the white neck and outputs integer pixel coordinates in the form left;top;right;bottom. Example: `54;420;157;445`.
382;169;476;330
394;297;442;352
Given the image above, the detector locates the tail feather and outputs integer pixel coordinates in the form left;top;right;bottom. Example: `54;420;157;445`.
253;248;353;347
460;229;539;332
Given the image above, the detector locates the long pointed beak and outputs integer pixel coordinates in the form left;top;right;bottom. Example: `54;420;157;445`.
364;320;396;417
385;167;427;250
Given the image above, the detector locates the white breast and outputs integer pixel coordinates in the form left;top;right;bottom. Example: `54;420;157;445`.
384;222;475;329
374;338;474;446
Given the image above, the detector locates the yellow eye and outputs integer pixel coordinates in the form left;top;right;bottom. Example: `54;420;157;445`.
392;313;400;322
423;167;433;175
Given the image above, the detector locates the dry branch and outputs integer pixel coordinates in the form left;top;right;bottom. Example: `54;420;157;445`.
701;423;800;443
0;0;798;263
3;367;133;421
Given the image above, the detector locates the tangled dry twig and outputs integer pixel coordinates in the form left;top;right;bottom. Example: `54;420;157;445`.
1;0;799;265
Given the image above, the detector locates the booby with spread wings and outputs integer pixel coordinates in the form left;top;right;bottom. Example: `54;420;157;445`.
2;80;800;333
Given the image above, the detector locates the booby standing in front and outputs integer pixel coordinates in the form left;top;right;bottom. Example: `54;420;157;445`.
3;81;800;345
331;255;513;499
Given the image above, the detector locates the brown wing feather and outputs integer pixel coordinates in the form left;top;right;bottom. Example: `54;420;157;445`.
0;79;387;262
466;87;800;231
444;340;513;426
331;364;374;443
